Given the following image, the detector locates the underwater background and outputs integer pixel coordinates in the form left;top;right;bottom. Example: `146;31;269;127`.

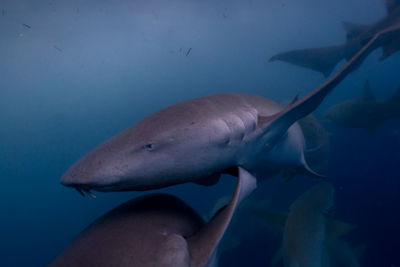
0;0;399;266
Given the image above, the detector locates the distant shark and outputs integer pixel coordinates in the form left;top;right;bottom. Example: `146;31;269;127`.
252;182;366;267
323;80;400;134
269;0;400;77
49;168;254;267
61;22;400;197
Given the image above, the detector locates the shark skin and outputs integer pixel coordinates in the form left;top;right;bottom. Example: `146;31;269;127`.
49;167;256;267
269;0;400;77
323;81;400;134
61;21;400;196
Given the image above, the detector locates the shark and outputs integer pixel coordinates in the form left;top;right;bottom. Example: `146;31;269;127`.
323;80;400;134
252;182;365;267
283;182;334;267
269;0;400;77
61;22;400;197
49;167;255;267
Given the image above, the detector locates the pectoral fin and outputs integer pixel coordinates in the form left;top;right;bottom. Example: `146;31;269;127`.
187;167;257;266
269;45;346;77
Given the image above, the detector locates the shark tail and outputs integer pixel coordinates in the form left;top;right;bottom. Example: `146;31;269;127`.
269;44;347;77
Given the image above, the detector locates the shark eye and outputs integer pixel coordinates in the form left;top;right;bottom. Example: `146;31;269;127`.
144;143;155;151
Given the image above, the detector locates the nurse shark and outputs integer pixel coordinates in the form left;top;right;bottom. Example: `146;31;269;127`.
49;168;255;267
61;23;400;196
323;80;400;134
269;0;400;77
253;183;365;267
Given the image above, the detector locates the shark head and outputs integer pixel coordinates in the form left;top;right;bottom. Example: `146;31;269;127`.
61;101;234;194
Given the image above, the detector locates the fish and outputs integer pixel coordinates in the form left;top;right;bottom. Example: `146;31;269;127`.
252;183;365;267
22;23;31;29
53;45;63;52
323;80;400;134
49;167;255;267
269;0;400;77
186;47;192;56
283;182;334;267
60;22;400;195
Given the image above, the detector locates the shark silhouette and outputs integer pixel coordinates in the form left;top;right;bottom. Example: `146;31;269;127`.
61;21;400;197
252;183;366;267
323;80;400;134
49;168;255;267
269;0;400;77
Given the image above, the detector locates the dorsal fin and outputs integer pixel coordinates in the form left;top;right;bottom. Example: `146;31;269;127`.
359;80;375;101
258;25;400;151
385;0;400;14
187;167;257;266
341;21;370;41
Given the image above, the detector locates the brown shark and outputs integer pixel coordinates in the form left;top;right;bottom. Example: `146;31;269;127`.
49;167;255;267
323;80;400;134
61;21;400;197
269;0;400;77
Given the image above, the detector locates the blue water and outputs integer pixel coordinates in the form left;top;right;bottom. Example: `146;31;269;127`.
1;0;399;266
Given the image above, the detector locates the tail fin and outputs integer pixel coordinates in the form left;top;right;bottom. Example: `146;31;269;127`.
269;44;347;77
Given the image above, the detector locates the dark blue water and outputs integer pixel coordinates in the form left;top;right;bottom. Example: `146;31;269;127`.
1;0;399;266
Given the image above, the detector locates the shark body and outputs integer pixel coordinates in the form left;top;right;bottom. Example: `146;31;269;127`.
61;20;400;196
270;0;400;77
253;183;364;267
323;81;400;134
283;183;334;267
50;167;256;267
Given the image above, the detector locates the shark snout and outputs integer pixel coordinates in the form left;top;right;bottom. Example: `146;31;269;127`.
60;172;97;198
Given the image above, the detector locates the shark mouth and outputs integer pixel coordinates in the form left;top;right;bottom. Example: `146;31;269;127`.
75;186;97;198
